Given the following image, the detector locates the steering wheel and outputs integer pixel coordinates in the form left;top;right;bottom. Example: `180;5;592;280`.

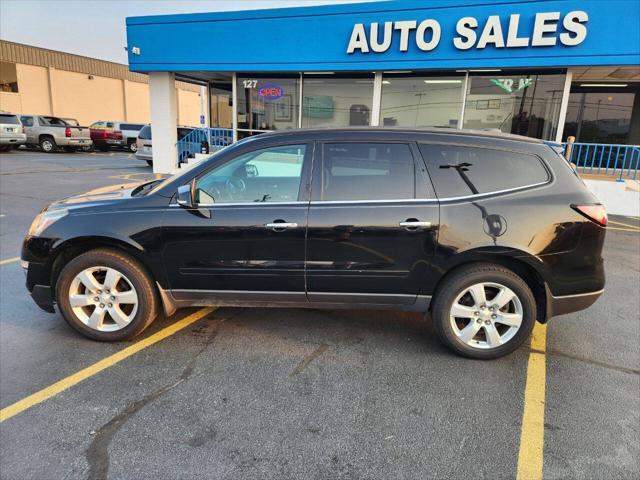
225;178;246;200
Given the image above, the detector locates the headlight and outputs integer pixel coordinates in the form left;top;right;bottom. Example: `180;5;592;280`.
27;209;68;236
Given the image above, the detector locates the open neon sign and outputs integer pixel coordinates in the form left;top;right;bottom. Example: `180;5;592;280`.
258;84;285;101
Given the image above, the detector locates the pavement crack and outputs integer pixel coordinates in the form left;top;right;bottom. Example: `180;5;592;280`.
85;316;224;480
529;347;639;375
290;342;329;377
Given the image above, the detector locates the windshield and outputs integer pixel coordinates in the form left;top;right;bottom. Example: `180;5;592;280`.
138;125;152;139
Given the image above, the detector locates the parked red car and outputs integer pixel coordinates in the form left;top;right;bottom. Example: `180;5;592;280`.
89;121;124;151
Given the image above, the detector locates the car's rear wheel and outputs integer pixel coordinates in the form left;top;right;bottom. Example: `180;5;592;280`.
56;248;159;341
128;140;138;153
40;136;57;153
431;263;536;359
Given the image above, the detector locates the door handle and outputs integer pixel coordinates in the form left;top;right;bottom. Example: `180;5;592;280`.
265;222;298;231
399;220;432;230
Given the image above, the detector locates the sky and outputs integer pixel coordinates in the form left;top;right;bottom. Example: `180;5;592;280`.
0;0;384;64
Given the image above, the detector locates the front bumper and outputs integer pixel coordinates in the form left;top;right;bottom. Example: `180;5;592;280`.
30;284;55;313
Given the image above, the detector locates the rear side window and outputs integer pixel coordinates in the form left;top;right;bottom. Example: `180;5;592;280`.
138;125;152;139
20;116;33;126
120;123;144;131
0;114;20;124
419;144;549;198
320;143;415;201
40;116;67;126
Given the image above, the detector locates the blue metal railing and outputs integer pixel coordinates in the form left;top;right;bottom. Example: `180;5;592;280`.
176;128;234;164
563;142;640;181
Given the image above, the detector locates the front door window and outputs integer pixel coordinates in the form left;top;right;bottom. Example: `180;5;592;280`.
194;144;307;205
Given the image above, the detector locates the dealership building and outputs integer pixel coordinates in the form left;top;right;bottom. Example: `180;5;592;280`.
125;0;640;173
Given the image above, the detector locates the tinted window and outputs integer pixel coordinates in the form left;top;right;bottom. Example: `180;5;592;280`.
20;116;33;127
419;144;549;197
138;125;152;139
195;145;306;204
177;128;193;140
320;143;415;201
40;116;67;126
120;123;144;131
0;114;20;124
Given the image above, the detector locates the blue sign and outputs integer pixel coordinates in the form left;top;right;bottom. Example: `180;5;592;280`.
126;0;640;72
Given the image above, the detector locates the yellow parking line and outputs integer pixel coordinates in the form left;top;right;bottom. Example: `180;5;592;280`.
607;226;640;232
516;322;547;480
607;220;640;229
0;257;20;266
0;307;215;423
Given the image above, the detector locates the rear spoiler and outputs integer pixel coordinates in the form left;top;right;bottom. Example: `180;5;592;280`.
543;140;566;157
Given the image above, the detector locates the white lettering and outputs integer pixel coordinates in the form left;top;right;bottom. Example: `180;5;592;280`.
394;20;417;52
477;15;505;49
454;17;478;50
347;23;369;53
416;19;441;51
506;14;529;47
560;10;588;46
370;22;393;53
532;12;560;46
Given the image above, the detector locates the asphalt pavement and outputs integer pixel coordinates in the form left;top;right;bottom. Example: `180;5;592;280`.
0;149;638;480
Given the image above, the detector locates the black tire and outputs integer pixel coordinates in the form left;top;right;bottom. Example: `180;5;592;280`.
431;263;537;359
146;160;153;167
0;145;11;153
128;140;138;153
98;145;110;152
40;136;57;153
56;248;159;341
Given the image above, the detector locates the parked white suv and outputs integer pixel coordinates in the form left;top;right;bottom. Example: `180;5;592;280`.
0;113;26;152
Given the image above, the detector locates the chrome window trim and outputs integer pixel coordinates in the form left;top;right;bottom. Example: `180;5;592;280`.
308;180;550;205
168;201;308;208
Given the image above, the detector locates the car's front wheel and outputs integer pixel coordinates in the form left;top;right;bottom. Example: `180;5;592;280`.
56;248;159;341
431;263;536;359
128;140;138;153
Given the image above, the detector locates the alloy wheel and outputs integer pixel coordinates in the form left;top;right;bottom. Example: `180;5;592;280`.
449;282;523;349
68;266;139;332
41;140;54;152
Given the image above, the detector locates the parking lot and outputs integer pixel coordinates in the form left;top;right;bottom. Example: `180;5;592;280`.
0;149;638;479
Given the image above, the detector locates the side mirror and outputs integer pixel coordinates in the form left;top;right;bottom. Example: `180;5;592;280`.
177;184;193;208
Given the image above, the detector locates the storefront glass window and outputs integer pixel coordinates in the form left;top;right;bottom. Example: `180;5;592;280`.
236;76;300;136
302;75;374;128
209;81;233;129
463;72;566;140
380;74;465;128
564;91;637;144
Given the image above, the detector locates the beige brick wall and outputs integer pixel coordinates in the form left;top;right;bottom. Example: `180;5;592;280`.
1;62;203;127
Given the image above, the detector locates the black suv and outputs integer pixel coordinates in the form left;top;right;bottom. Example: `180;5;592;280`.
22;128;606;359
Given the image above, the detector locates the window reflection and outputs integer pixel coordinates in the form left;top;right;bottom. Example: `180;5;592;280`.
463;73;565;140
380;75;464;128
302;76;374;128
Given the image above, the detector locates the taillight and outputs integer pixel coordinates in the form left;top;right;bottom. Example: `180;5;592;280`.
65;127;71;138
114;130;123;139
572;204;607;227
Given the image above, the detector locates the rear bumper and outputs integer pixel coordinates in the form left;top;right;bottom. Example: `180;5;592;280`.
0;135;26;145
58;138;93;147
546;286;604;319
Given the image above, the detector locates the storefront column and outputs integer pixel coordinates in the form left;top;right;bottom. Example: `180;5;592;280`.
232;72;238;142
555;70;573;143
149;72;178;174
